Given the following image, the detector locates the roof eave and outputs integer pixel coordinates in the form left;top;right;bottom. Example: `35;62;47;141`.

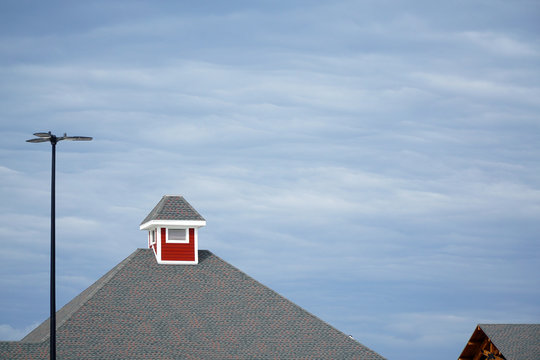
140;219;207;230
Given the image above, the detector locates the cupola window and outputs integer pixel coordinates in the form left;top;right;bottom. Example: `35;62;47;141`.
167;228;187;243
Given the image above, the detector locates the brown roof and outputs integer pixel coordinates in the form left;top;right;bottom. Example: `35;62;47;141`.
0;249;385;359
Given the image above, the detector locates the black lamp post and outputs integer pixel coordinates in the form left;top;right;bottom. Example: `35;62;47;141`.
26;132;92;360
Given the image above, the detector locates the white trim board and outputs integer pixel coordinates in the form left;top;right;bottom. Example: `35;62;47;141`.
140;219;206;230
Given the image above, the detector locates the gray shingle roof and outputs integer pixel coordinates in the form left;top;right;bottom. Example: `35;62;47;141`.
140;195;205;225
480;324;540;360
0;249;385;359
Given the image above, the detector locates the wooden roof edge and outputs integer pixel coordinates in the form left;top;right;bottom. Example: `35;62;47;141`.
457;325;488;360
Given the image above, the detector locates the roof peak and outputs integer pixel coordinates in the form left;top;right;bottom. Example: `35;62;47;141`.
140;195;205;226
8;248;384;359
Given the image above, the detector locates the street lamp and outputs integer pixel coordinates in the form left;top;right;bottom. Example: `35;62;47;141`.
26;131;92;360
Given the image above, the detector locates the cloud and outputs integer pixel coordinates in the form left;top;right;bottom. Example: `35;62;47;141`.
1;2;539;360
0;323;41;341
412;72;540;106
460;31;538;57
381;312;470;347
57;216;99;233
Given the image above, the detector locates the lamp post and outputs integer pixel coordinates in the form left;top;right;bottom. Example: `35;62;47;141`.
26;132;92;360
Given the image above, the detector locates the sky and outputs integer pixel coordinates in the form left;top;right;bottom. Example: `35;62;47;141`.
1;1;539;359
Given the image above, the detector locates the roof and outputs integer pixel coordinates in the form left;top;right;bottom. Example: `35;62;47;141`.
0;249;385;359
459;324;540;360
140;195;205;226
480;324;540;360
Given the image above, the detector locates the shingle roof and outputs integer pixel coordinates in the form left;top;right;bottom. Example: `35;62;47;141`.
0;249;385;359
479;324;540;360
458;323;540;360
140;195;205;225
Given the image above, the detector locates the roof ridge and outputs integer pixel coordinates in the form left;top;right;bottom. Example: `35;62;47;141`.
140;195;168;225
140;195;205;225
7;248;386;359
21;249;142;343
207;251;384;358
180;196;205;220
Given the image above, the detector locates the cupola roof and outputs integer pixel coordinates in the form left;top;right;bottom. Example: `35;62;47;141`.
140;195;206;230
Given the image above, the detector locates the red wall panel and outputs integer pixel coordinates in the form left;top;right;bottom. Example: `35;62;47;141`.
161;227;195;261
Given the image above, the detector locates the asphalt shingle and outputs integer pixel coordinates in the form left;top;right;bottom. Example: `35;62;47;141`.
0;249;385;359
480;324;540;360
140;195;205;225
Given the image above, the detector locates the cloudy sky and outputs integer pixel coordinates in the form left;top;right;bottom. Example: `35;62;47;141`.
1;1;539;359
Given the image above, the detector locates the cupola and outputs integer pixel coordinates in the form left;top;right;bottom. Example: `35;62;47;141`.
140;195;206;264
